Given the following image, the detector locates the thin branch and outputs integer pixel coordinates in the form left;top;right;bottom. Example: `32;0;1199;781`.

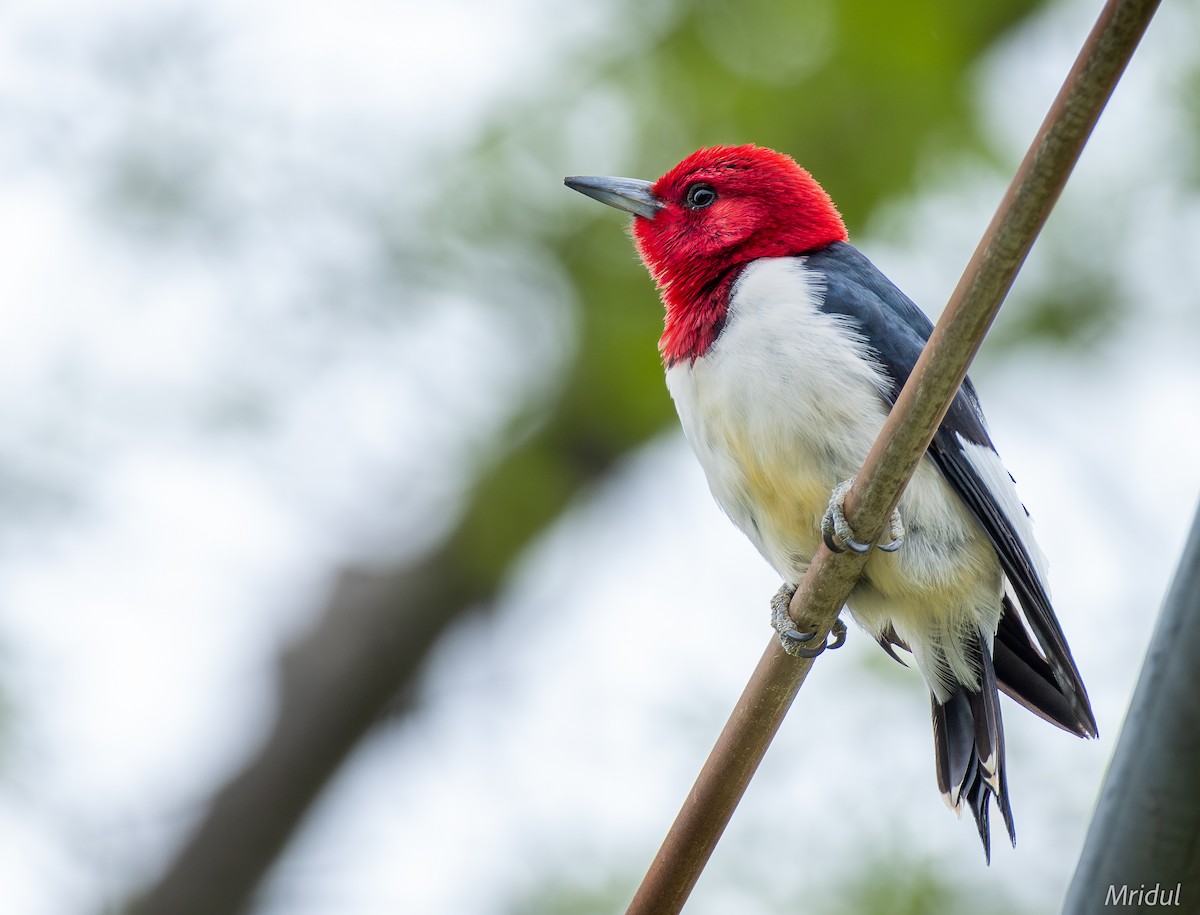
1062;501;1200;913
625;1;1161;912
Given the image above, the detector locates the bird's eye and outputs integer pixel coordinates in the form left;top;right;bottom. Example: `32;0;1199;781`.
684;183;717;210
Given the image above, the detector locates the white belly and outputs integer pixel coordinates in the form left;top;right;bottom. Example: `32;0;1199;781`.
666;257;1003;696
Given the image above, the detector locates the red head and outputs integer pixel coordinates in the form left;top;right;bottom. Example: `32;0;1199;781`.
567;145;847;364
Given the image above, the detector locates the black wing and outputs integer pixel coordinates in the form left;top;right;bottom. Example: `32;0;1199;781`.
806;242;1097;737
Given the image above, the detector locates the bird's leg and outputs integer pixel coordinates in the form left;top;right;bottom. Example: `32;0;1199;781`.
770;583;847;659
821;479;906;554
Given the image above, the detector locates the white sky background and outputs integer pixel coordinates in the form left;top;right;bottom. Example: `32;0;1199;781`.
0;0;1198;913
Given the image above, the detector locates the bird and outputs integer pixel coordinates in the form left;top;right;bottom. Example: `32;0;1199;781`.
564;144;1096;859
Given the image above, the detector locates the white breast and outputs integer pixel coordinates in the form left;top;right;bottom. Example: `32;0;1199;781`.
665;256;1005;697
666;256;893;578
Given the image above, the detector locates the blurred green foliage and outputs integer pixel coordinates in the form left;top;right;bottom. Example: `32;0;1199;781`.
822;856;1031;915
448;0;1043;591
433;2;1060;906
503;852;1033;915
2;0;1177;910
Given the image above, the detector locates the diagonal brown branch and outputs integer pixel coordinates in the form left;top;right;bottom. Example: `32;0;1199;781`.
625;1;1161;911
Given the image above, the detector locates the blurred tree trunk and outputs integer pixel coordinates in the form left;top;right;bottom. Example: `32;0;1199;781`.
132;556;478;915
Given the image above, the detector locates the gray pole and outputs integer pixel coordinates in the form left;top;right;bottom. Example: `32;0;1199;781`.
1063;501;1200;913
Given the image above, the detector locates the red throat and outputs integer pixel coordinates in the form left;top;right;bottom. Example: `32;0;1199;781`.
632;145;848;365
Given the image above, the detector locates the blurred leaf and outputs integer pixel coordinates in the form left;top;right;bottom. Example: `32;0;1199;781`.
505;869;637;915
823;856;1033;915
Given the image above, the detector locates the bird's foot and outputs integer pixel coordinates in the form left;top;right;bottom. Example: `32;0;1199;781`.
770;583;847;659
821;479;905;554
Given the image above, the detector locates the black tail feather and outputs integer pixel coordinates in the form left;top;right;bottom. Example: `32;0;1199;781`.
963;759;991;863
994;595;1098;737
932;688;974;802
931;630;1016;860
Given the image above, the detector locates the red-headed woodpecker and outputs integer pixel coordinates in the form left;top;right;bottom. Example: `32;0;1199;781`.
565;144;1096;859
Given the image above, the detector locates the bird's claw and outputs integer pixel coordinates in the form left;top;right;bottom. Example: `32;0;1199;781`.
821;479;905;554
770;583;848;659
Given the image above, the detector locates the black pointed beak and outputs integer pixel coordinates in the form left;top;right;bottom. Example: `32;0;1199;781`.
563;175;664;220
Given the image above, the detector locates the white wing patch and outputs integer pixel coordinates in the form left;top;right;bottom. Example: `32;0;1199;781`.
957;435;1051;594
